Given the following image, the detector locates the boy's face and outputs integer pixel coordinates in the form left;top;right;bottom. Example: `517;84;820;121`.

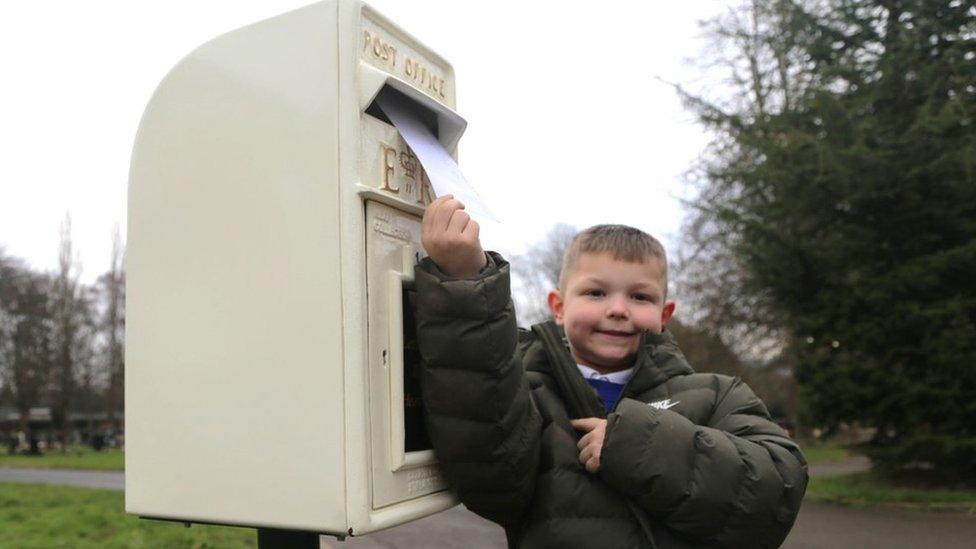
547;251;675;373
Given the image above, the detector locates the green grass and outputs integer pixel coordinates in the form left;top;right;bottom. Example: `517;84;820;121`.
0;482;257;548
800;442;852;465
806;471;976;513
0;447;124;471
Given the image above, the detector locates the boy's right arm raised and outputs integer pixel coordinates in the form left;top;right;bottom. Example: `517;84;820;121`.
412;196;542;527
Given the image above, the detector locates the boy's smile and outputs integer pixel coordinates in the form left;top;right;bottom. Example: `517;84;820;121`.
548;251;675;374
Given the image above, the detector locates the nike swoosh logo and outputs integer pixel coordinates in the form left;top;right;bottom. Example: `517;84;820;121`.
649;399;679;410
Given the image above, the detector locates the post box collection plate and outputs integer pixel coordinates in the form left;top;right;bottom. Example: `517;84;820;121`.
364;200;448;509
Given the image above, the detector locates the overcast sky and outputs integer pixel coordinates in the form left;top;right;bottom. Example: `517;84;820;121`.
0;0;728;284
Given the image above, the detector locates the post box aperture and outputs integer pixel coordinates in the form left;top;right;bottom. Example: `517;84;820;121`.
365;86;441;142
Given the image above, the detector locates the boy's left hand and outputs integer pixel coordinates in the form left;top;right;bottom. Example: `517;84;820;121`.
571;418;607;473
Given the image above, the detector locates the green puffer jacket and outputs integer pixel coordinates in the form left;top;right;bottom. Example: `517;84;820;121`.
413;252;807;548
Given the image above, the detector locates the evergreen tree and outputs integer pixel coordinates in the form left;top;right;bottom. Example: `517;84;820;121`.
683;0;976;477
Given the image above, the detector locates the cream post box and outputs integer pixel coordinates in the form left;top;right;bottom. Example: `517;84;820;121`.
126;0;467;536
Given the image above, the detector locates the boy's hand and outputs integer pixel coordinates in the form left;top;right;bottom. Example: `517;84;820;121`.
421;194;487;278
571;418;607;474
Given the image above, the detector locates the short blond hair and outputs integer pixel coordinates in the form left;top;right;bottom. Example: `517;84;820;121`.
558;224;668;295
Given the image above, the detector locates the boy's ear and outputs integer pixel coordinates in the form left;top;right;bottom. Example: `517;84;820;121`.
547;289;565;325
661;300;676;329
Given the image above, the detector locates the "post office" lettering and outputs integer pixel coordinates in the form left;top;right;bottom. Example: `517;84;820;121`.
362;29;447;100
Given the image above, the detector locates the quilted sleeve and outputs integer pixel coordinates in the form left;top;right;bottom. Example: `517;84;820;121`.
599;378;807;548
413;251;542;527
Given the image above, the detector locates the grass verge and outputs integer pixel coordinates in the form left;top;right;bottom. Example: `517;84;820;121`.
0;447;124;471
0;482;256;548
800;442;852;466
806;471;976;513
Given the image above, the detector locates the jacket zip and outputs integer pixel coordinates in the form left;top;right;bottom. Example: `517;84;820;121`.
611;345;648;413
531;321;605;419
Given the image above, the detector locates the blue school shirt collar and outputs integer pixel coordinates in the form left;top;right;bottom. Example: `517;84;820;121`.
576;364;635;385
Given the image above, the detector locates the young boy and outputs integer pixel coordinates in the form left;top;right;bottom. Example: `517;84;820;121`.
413;195;807;548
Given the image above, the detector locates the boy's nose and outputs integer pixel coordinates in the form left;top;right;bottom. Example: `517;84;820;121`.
606;295;629;318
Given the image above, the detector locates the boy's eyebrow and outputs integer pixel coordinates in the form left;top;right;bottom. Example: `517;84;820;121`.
575;277;662;293
630;281;662;292
575;276;606;286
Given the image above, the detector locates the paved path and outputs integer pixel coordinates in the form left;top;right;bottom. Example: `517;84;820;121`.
5;461;976;548
783;501;976;548
0;467;124;490
327;500;976;549
807;455;871;477
327;506;505;548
